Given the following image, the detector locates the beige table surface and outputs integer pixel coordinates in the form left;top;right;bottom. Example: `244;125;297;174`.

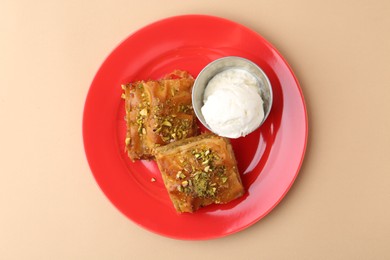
1;0;390;259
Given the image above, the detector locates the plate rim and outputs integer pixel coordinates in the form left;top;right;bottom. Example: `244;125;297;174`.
82;14;308;240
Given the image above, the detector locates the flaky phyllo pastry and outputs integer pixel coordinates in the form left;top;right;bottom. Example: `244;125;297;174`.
154;133;244;213
122;70;198;161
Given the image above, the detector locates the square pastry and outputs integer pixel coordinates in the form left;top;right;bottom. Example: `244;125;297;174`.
154;133;245;213
122;70;198;160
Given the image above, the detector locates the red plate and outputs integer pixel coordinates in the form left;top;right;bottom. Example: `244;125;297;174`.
83;15;307;240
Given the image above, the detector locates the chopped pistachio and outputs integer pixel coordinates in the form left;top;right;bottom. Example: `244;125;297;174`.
161;135;170;142
162;120;172;127
182;148;228;198
191;171;199;177
121;93;126;99
181;180;189;187
177;185;183;192
139;108;148;116
121;84;126;90
176;171;186;180
178;104;193;113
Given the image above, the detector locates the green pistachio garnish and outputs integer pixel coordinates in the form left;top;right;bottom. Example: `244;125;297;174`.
162;120;172;127
125;137;130;146
177;104;193;113
176;171;186;180
139;108;148;116
153;113;191;143
179;148;229;198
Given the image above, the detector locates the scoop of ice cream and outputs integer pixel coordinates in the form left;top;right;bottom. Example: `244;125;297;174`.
201;69;264;138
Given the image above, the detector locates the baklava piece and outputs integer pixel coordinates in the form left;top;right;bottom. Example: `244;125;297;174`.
122;70;198;161
154;133;245;213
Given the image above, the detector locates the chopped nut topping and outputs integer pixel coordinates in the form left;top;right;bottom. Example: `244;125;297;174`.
139;108;148;116
176;171;186;180
175;148;228;198
153;113;192;143
162;120;172;127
